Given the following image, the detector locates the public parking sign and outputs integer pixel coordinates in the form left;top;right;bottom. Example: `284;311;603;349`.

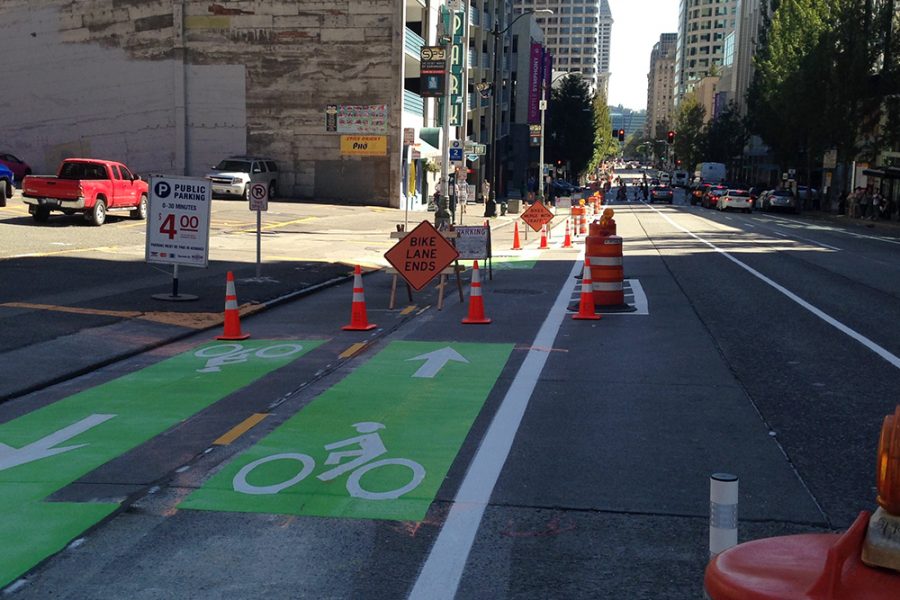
249;182;268;211
449;140;463;162
384;220;459;291
146;176;212;267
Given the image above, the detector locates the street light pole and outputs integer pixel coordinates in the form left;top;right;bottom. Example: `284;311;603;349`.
486;8;553;217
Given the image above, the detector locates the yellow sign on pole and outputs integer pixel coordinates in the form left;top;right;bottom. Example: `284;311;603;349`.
340;135;388;156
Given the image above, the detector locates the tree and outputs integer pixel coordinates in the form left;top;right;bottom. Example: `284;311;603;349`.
673;93;706;171
703;102;748;165
587;88;618;176
546;74;595;179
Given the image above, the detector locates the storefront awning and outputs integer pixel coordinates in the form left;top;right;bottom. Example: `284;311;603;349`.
411;138;441;159
863;167;900;179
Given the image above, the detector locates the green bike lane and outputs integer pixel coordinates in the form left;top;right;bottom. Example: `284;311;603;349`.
0;339;323;588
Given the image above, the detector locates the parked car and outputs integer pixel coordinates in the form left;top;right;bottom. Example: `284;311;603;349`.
550;179;578;196
0;163;13;207
717;189;753;213
206;156;278;200
702;185;728;209
758;189;800;213
21;158;148;225
0;152;32;182
649;185;674;204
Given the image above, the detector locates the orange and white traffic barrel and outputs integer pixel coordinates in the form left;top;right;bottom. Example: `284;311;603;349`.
586;234;624;306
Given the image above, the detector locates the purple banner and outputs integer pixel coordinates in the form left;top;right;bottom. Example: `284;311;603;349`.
544;52;552;101
528;42;543;124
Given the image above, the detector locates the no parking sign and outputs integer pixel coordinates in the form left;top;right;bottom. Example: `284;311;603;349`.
249;182;268;212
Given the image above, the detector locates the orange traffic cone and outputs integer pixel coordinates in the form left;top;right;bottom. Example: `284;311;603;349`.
573;259;601;320
511;222;522;250
562;219;572;248
217;271;250;340
462;260;491;324
342;265;377;331
539;224;549;249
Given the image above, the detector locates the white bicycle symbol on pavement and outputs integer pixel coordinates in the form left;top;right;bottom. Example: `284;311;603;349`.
194;343;305;373
232;422;426;501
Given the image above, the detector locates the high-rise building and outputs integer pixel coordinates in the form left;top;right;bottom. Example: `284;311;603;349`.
675;0;739;104
513;0;613;95
646;33;677;139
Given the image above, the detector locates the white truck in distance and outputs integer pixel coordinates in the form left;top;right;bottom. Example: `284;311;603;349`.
694;162;726;184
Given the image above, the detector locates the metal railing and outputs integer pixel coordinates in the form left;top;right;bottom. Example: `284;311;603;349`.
403;89;424;116
404;27;425;57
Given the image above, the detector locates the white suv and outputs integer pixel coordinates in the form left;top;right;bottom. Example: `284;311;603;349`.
206;156;278;200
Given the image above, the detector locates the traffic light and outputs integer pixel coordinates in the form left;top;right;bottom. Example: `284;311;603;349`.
611;128;618;137
667;130;676;144
617;129;625;142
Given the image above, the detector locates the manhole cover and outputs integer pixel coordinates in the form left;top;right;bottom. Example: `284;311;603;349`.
491;288;544;295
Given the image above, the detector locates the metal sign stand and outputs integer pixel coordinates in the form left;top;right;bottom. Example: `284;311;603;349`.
152;263;198;301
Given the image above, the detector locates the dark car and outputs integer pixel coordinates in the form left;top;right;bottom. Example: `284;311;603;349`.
550;179;578;196
691;183;710;206
0;152;32;182
649;185;673;204
702;185;728;209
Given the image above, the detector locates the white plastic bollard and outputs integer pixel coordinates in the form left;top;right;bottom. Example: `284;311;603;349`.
709;473;739;558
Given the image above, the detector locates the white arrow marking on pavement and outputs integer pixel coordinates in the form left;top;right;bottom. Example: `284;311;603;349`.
407;347;469;378
0;413;116;472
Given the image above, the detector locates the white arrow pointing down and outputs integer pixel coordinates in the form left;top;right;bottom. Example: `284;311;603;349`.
0;413;116;473
407;347;469;378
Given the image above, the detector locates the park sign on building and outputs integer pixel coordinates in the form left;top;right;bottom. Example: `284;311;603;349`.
438;5;466;127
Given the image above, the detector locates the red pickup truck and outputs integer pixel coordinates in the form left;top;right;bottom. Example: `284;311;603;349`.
22;158;149;226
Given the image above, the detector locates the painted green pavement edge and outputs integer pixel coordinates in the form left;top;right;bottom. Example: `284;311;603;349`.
0;339;323;588
181;340;514;521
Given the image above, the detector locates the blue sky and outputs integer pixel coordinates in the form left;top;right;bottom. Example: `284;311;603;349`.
606;0;680;111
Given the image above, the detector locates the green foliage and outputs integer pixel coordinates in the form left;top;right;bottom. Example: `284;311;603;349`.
587;89;619;174
747;0;898;170
703;103;749;164
674;93;706;171
546;74;595;178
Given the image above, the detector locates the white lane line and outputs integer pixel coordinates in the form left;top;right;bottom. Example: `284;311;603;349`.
647;205;900;370
769;216;900;246
408;254;584;600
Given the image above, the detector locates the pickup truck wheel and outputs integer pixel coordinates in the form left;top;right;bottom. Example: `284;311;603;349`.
131;194;148;220
32;207;50;222
89;199;107;226
268;181;277;199
242;185;250;202
0;180;6;207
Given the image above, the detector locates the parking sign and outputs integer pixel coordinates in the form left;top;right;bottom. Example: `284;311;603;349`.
249;182;268;212
146;176;212;268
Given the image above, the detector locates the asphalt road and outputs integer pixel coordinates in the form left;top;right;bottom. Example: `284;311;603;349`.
2;187;900;598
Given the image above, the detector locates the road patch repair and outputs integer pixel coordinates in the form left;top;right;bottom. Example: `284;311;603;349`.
0;340;321;588
180;340;513;521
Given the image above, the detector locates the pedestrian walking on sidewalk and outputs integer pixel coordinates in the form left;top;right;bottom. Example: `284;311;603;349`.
859;187;871;219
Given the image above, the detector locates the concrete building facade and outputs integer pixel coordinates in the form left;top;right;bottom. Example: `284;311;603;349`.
675;0;738;103
645;33;677;139
0;0;542;208
513;0;612;95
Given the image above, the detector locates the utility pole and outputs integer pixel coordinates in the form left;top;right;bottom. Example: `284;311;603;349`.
435;6;453;230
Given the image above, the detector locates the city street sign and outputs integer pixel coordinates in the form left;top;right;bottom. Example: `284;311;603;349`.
466;142;487;155
520;200;554;232
384;220;460;291
467;153;479;162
